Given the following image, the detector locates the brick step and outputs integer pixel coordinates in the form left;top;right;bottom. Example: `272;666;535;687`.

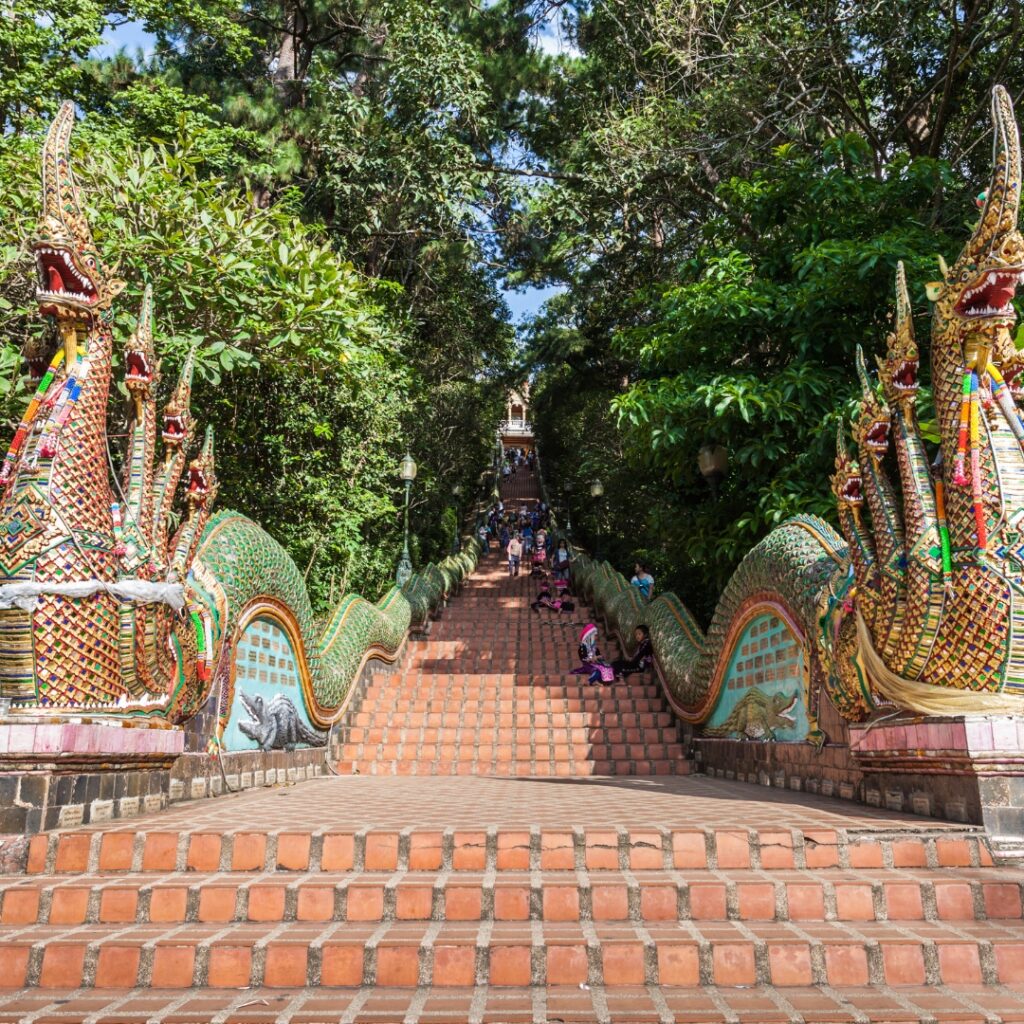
359;681;662;697
3;919;1023;989
338;743;688;762
352;704;671;720
17;826;991;877
335;759;692;777
340;725;683;745
351;696;666;712
5;870;1021;926
350;710;676;727
8;985;1024;1024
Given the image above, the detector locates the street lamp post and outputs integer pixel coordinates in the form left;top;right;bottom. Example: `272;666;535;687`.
590;479;604;560
396;453;418;586
452;483;463;554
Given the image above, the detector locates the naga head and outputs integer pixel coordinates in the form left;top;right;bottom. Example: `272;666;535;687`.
187;427;218;510
831;425;864;509
999;349;1024;400
22;335;55;383
162;347;197;451
31;102;123;323
932;87;1024;351
877;262;919;409
125;285;159;407
852;346;891;457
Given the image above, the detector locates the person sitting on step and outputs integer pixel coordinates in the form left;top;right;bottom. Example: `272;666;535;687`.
572;623;615;685
531;583;574;614
610;624;653;680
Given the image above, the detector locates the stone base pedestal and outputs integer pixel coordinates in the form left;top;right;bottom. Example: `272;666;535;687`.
0;717;183;834
849;714;1024;861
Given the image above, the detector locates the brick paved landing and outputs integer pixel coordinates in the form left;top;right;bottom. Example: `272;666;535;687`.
9;772;985;834
3;466;1024;1023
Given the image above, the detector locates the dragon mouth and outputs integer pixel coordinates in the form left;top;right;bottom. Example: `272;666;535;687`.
892;359;919;392
955;268;1024;320
777;694;798;724
162;414;186;443
865;420;890;451
1001;362;1024;398
25;352;53;381
33;246;99;314
841;476;863;504
188;466;209;498
126;350;153;387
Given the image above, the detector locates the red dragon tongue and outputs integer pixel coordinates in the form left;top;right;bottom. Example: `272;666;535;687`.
48;265;63;292
990;280;1016;309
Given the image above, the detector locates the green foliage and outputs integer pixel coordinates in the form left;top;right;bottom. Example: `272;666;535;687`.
521;0;1001;619
0;0;251;132
0;0;104;131
13;0;1019;626
0;0;521;612
0;123;396;388
212;359;409;610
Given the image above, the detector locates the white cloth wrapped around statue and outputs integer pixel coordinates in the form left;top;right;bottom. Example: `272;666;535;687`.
0;580;186;612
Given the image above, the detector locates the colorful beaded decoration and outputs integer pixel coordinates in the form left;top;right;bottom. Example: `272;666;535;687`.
969;370;987;549
190;603;213;683
953;368;971;486
988;362;1024;443
933;468;954;592
36;352;90;461
0;347;66;484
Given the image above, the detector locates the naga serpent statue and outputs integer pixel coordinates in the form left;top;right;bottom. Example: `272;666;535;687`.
574;85;1024;743
0;103;477;751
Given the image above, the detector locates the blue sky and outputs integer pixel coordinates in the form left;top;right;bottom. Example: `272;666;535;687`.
95;21;562;326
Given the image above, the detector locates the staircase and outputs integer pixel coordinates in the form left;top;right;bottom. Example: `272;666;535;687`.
2;466;1024;1023
336;588;689;780
336;466;690;779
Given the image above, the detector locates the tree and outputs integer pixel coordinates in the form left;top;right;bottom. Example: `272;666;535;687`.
518;1;1016;617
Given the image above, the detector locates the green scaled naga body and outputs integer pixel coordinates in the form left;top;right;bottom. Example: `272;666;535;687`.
0;104;475;751
575;86;1024;741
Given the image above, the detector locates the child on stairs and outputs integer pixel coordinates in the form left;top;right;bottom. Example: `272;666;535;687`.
610;624;653;680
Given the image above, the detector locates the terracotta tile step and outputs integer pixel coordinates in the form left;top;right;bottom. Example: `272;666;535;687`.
5;984;1024;1024
343;727;681;746
351;711;676;728
5;869;1020;926
2;919;1023;989
337;743;688;763
339;725;683;745
360;684;662;700
335;759;692;778
365;673;656;686
354;697;666;714
18;825;991;876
